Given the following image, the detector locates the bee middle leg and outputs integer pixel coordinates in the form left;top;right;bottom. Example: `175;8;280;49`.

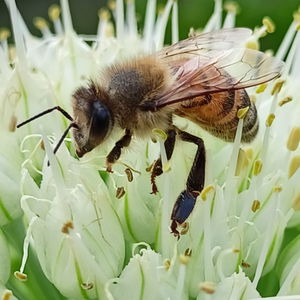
170;130;206;237
150;129;176;194
106;129;132;172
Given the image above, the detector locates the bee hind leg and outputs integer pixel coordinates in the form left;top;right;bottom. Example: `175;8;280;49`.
170;130;205;237
150;129;176;194
106;129;132;172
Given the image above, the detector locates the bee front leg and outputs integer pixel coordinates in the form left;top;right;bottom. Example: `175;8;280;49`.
150;129;176;194
106;129;132;172
170;130;205;237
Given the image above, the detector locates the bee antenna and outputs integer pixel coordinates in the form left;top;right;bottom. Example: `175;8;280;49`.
47;122;78;167
17;106;74;128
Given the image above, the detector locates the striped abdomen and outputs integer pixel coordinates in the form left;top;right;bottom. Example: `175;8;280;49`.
175;89;258;142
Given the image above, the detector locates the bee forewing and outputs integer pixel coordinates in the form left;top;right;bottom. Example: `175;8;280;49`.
154;47;284;108
158;28;252;61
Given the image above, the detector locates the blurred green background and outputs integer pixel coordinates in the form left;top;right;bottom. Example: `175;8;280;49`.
0;0;299;50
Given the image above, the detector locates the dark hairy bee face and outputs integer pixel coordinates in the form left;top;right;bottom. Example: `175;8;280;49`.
72;86;114;157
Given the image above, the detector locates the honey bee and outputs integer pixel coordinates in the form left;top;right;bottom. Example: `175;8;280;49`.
17;28;284;237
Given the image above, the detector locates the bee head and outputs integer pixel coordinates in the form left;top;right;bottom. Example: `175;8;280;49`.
72;84;114;157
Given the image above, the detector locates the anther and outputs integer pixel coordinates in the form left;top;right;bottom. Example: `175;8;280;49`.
152;128;168;141
199;281;216;294
125;168;133;182
286;127;300;151
200;185;215;201
0;28;11;40
288;155;300;178
262;17;275;33
116;187;125;198
253;159;263;175
163;259;171;270
271;80;285;95
48;4;61;20
246;40;259;50
224;2;240;14
251;200;261;212
292;193;300;211
241;260;251;268
81;282;94;290
33;17;48;31
1;290;13;300
98;8;111;20
272;186;282;193
256;83;268;93
278;96;292;106
237;106;249;119
61;221;74;234
14;271;28;282
265;113;275;127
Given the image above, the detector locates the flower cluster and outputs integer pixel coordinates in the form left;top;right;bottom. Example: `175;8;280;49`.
0;0;300;299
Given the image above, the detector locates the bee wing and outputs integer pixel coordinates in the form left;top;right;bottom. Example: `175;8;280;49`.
157;28;252;63
149;47;284;109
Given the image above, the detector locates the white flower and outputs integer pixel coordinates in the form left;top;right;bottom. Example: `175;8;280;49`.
0;0;300;299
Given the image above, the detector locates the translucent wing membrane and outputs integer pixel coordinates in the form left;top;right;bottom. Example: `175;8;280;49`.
151;29;284;109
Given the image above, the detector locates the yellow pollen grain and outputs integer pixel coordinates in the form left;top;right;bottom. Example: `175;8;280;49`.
163;259;171;270
287;127;300;151
251;200;261;212
237;106;249;119
14;271;27;281
273;185;282;193
256;83;268;93
289;156;300;178
297;24;300;31
179;254;190;265
271;80;285;95
199;281;216;294
98;8;110;20
265;113;275;127
152;128;168;140
263;17;275;33
279;96;293;106
0;28;10;40
200;185;215;201
61;221;74;234
33;17;48;30
253;159;263;175
233;248;240;253
246;40;259;50
1;290;13;300
224;1;240;14
48;4;61;20
292;193;300;211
